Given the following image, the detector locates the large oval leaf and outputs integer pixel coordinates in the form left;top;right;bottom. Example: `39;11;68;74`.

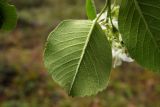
44;20;112;97
0;2;17;30
119;0;160;71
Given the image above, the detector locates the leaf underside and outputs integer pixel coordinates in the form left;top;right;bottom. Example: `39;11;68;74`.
44;20;112;97
0;2;17;30
119;0;160;71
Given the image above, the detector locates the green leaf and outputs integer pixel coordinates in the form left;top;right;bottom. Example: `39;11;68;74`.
86;0;97;20
44;20;112;97
119;0;160;71
0;2;17;30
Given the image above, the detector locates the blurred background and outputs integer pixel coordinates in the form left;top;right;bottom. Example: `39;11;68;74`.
0;0;160;107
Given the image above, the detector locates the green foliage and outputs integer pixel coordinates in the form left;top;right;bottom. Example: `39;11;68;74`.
44;0;160;97
86;0;97;20
119;0;160;71
0;0;17;30
0;0;160;96
44;20;112;96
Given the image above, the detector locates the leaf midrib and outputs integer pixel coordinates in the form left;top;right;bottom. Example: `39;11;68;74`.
68;20;97;95
133;0;160;52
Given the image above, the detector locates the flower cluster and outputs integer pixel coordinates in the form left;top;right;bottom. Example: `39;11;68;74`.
97;6;134;68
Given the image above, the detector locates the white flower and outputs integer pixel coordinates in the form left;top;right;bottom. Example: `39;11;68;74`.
112;48;134;68
97;6;134;68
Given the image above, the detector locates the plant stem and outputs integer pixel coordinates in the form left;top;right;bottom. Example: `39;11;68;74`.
95;0;108;22
107;0;114;27
107;0;118;33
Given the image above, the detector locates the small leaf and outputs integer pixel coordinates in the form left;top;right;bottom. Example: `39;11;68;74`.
119;0;160;71
86;0;97;20
44;20;112;97
0;2;17;30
